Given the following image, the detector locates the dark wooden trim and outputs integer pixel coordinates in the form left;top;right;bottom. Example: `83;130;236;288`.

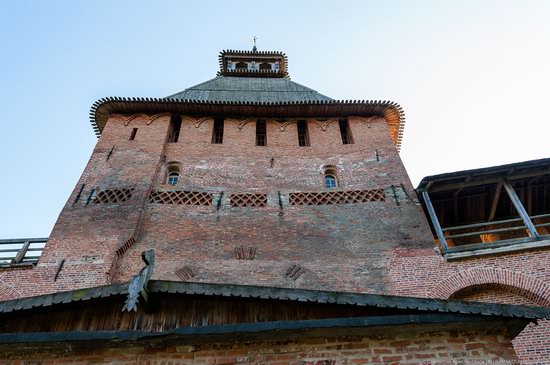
421;191;448;251
0;314;530;344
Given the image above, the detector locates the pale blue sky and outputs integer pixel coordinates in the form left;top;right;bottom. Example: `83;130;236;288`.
1;0;549;238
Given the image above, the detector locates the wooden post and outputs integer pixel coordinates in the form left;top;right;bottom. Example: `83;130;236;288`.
422;191;448;251
488;181;502;222
13;241;30;264
503;180;539;238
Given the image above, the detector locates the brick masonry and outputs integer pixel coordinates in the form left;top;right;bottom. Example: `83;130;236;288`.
0;328;521;364
0;114;549;362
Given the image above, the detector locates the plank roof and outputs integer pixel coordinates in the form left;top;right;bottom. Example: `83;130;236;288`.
167;76;333;103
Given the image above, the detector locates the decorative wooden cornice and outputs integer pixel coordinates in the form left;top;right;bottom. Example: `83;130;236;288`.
90;98;406;151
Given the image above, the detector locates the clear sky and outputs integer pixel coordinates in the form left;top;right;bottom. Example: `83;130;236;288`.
1;0;549;238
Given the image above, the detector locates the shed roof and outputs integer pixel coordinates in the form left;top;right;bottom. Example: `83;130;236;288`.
417;157;550;192
1;280;549;321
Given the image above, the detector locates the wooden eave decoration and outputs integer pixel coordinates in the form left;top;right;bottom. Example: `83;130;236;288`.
89;98;405;151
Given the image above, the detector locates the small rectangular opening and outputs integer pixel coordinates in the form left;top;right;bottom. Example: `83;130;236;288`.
297;120;310;147
168;115;182;143
129;128;138;141
212;118;224;144
85;189;96;205
256;120;266;146
339;118;354;144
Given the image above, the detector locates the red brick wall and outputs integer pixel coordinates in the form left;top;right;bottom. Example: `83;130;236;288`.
0;329;520;364
1;113;548;363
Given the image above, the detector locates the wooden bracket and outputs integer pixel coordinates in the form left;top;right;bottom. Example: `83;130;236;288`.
123;249;155;313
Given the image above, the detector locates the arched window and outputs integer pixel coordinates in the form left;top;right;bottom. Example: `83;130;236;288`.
167;171;179;185
323;166;339;189
260;62;271;70
235;62;247;70
166;163;181;185
324;174;337;188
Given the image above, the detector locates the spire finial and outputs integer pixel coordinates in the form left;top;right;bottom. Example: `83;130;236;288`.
252;35;258;52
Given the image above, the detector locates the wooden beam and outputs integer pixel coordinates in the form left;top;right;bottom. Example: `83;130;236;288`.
453;188;462;224
422;191;448;251
13;241;30;264
502;180;539;238
526;176;539;215
421;170;550;193
488;181;502;222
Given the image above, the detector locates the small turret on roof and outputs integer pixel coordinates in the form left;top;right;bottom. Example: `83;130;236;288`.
218;49;289;78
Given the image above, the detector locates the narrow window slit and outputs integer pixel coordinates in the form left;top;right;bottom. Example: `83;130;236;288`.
339;118;353;144
256;120;266;146
297;120;310;147
129;128;138;141
106;145;115;161
212;118;224;144
168;115;182;143
73;184;86;206
85;189;96;205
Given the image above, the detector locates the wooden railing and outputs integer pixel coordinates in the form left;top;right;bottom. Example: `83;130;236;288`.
440;213;550;250
0;238;47;266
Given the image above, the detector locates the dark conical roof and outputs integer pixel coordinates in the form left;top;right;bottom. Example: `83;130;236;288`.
167;76;333;103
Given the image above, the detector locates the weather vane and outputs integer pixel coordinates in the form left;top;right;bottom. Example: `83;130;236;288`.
253;35;258;52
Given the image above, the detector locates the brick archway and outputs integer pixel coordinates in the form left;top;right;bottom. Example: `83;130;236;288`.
430;268;550;306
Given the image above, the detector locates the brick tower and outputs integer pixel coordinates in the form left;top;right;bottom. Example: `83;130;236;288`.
0;48;548;364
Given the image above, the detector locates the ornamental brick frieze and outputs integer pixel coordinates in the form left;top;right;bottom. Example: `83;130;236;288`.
109;112;171;126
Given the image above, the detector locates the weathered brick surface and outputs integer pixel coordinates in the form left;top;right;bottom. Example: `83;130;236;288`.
1;114;548;362
0;329;520;364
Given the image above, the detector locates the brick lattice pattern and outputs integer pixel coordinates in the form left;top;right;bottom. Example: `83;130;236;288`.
289;189;385;206
93;188;134;204
149;191;213;206
230;193;267;208
175;266;195;281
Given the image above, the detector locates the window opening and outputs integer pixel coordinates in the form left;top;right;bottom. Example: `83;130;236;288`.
166;163;181;185
212;118;224;144
235;62;247;70
86;189;96;205
297;120;310;147
260;62;271;70
339;118;353;144
168;115;182;143
129;128;138;141
256;120;266;146
73;184;86;206
167;172;179;185
325;175;337;188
